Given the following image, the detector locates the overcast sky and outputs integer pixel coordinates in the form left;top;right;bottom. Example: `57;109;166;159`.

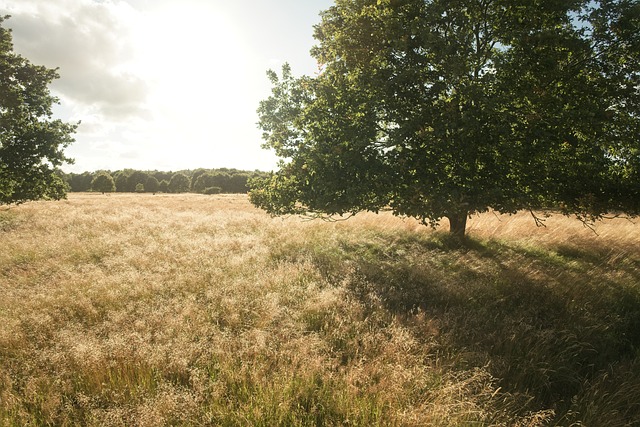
0;0;334;172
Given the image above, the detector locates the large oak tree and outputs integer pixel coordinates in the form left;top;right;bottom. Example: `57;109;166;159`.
0;16;76;205
250;0;640;238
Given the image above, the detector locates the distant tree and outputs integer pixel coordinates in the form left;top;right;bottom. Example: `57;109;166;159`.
227;173;249;193
126;171;148;193
159;179;169;193
154;171;173;183
211;173;231;192
0;16;77;205
192;173;215;193
190;168;208;191
145;176;159;194
168;173;190;193
67;172;94;192
251;0;640;238
113;172;128;192
91;173;115;194
135;183;145;193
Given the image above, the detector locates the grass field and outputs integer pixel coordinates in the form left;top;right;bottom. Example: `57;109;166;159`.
1;193;639;426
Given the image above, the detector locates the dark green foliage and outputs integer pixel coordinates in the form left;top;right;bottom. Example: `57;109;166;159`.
0;16;76;205
126;170;148;193
192;172;249;194
65;169;259;194
190;168;208;192
192;172;217;193
91;172;115;194
145;175;159;193
113;172;128;192
67;172;93;192
168;173;190;193
227;173;250;193
210;173;231;192
153;171;173;183
251;0;640;237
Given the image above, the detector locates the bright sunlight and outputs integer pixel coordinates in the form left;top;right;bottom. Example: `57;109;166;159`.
130;3;255;166
2;0;331;171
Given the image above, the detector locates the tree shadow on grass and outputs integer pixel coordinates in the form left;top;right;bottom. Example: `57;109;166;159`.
333;232;640;423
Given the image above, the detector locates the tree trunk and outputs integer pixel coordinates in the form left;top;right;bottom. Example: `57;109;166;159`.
446;212;468;240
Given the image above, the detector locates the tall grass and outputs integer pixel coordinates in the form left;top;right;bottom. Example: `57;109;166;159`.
1;193;638;426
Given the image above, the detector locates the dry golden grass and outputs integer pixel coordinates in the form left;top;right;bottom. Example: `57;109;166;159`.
1;193;639;426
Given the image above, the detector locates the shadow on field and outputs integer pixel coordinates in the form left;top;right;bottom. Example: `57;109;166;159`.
330;233;640;425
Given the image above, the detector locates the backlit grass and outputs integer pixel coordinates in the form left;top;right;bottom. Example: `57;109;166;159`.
1;193;638;426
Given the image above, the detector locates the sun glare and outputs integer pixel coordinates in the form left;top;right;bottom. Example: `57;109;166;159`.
137;4;249;106
130;2;253;161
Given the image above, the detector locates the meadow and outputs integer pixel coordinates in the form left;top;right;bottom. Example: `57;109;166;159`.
1;193;639;426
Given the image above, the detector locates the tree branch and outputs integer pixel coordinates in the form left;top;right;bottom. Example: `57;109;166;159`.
530;210;548;228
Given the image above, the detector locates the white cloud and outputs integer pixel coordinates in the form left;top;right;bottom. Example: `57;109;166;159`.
3;0;149;119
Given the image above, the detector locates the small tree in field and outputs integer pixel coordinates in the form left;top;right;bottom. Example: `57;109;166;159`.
68;172;93;192
192;173;216;194
190;168;208;192
168;173;190;193
91;173;115;194
251;0;640;238
0;16;76;205
145;175;159;194
227;173;249;193
126;171;148;193
114;172;128;192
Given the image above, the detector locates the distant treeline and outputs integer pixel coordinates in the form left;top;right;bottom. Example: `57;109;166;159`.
63;168;269;194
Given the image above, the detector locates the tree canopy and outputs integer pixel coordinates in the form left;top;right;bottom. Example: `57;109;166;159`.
0;16;76;205
63;168;261;194
91;172;115;194
145;175;160;193
168;173;191;193
250;0;640;237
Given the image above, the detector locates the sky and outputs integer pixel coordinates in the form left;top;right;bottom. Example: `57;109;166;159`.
0;0;334;173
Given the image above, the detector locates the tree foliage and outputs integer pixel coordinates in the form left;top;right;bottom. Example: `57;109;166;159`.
250;0;640;237
168;173;191;193
64;168;259;194
192;172;217;193
114;172;128;192
0;16;76;205
145;175;159;193
192;172;250;194
91;172;115;194
126;170;148;193
68;171;93;192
